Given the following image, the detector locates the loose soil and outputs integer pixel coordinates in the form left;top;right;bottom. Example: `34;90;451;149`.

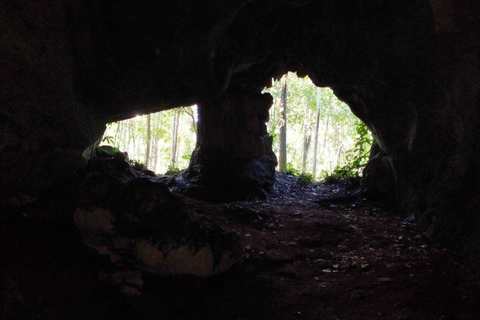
1;174;479;320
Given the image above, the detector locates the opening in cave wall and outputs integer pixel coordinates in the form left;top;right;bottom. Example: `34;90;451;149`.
97;73;372;182
100;105;198;174
263;72;373;181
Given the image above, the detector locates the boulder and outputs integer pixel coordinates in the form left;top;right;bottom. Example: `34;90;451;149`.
74;151;245;295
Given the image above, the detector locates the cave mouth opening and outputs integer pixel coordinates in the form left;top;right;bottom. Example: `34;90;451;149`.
263;72;373;183
97;105;198;175
90;71;373;190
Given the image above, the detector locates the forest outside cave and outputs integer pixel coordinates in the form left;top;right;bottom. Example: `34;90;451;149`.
99;72;373;184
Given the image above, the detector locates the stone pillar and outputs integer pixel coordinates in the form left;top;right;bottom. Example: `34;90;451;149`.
182;92;277;201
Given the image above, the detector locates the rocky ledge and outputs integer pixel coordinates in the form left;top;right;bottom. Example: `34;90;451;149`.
74;146;245;295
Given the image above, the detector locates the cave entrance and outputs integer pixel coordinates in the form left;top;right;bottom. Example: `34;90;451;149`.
97;72;372;187
263;72;373;182
100;105;198;174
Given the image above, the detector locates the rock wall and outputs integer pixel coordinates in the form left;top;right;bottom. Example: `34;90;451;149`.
324;1;480;256
182;93;277;201
0;0;104;196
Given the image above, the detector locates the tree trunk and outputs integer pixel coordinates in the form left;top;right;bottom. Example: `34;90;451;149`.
171;109;180;168
183;106;197;139
122;120;127;151
323;114;330;151
301;103;311;174
152;137;158;172
130;121;136;159
126;120;131;152
114;122;122;148
302;134;311;174
312;87;321;179
336;145;344;168
135;119;141;160
145;114;151;167
278;74;288;173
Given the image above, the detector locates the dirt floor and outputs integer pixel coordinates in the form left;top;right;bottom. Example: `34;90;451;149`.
1;174;479;320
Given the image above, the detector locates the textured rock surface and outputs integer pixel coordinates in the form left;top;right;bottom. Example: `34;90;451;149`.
361;142;395;202
1;1;480;260
182;93;277;201
75;151;244;294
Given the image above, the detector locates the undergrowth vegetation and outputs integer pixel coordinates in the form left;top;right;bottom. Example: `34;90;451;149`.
324;120;373;181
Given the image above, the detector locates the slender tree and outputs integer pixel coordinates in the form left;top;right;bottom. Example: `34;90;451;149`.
152;136;158;172
114;121;122;148
144;114;151;167
312;87;321;179
122;121;127;151
301;102;312;174
171;109;180;168
130;121;136;160
182;106;197;137
278;74;288;172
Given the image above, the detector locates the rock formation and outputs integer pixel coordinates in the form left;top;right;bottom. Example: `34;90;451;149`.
75;147;244;294
182;92;277;201
1;0;480;265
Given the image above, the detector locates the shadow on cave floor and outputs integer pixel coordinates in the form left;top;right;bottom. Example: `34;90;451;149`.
1;174;480;320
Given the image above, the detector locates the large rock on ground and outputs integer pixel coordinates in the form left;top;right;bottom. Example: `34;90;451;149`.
362;143;395;202
75;150;244;295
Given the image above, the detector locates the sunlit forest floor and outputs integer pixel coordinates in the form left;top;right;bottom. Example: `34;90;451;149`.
1;174;479;319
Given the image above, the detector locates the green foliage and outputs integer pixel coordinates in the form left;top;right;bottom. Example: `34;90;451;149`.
165;165;182;175
327;120;373;180
285;162;300;176
95;145;119;155
131;160;146;171
102;135;115;144
298;173;313;185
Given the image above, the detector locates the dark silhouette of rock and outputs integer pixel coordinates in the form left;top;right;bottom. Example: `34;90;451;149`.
182;93;277;201
75;149;245;295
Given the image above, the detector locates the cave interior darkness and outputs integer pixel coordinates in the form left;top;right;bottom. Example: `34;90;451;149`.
1;0;480;319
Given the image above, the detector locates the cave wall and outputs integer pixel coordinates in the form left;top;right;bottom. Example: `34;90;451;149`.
321;1;480;255
2;0;480;258
1;0;256;196
1;0;103;195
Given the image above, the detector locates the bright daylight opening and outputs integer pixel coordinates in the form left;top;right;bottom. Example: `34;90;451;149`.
99;72;372;181
263;72;372;182
101;105;198;175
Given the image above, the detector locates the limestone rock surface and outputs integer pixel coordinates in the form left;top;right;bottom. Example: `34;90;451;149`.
75;150;245;294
